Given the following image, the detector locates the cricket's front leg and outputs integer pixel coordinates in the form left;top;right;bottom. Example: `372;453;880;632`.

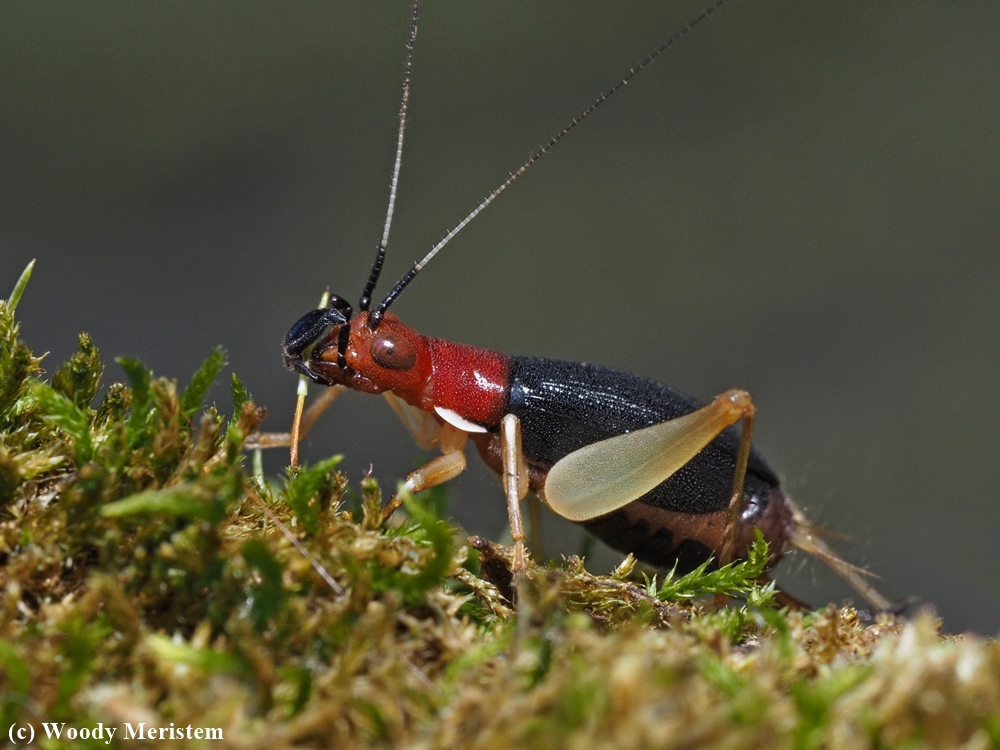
379;421;468;525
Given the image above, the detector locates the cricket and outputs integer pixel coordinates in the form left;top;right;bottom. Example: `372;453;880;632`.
267;0;889;610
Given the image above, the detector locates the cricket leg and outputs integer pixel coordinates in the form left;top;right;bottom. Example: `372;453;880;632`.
500;414;530;580
243;384;346;458
379;422;468;525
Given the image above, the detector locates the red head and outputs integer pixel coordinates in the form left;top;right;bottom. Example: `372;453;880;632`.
283;297;432;397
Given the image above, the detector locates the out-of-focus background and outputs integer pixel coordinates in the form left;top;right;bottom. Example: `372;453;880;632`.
2;2;997;632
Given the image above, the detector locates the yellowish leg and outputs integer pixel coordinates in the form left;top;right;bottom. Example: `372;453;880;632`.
244;385;345;453
383;392;442;451
708;394;889;611
288;289;334;465
719;393;755;566
500;414;530;578
291;384;347;465
289;376;308;466
379;423;468;524
300;386;346;443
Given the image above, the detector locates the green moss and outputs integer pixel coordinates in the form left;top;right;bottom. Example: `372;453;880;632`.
1;261;998;749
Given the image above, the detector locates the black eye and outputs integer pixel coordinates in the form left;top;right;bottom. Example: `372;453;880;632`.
369;334;416;371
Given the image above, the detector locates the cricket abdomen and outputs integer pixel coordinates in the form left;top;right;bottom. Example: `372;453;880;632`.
492;356;793;572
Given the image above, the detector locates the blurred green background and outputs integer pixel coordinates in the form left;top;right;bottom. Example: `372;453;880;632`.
2;2;998;632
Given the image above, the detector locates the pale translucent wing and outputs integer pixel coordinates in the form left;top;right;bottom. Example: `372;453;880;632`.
543;392;747;521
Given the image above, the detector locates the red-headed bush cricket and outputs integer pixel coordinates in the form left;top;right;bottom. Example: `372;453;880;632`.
269;0;889;610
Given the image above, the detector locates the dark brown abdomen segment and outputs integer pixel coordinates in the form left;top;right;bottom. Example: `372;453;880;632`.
501;357;794;573
579;485;793;571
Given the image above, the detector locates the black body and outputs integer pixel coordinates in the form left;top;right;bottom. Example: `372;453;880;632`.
506;357;782;570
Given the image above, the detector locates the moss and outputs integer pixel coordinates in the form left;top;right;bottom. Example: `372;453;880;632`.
1;261;998;749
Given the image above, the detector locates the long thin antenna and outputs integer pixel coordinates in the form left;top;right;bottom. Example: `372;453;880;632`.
359;0;420;312
369;0;733;328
